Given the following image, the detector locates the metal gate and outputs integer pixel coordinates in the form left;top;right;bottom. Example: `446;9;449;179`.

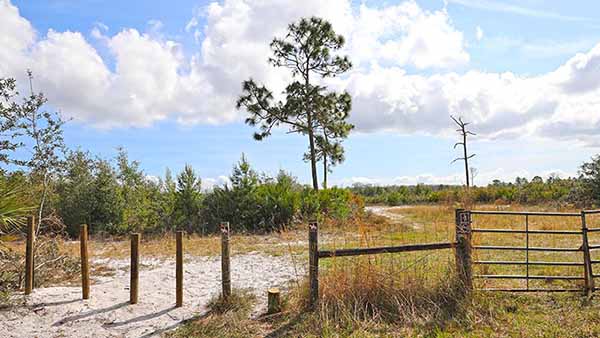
465;209;600;294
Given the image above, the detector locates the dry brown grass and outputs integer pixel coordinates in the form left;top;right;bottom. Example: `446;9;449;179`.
2;229;309;261
162;204;600;337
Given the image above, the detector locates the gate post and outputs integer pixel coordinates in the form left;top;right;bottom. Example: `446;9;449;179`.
175;230;184;307
80;224;90;300
308;221;319;309
581;211;594;296
455;209;473;290
24;216;35;295
221;222;231;299
130;233;140;304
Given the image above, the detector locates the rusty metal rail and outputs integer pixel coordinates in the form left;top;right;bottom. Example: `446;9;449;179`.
473;245;581;252
474;260;583;266
475;274;584;280
469;209;594;294
470;210;580;217
472;228;582;235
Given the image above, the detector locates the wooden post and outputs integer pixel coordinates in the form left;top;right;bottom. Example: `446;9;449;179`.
308;221;318;309
455;209;472;290
267;287;281;314
176;230;183;307
24;216;35;295
130;233;140;304
581;211;594;296
221;222;231;299
80;224;90;300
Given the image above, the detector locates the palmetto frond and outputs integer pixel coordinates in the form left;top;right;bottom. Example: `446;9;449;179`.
0;182;34;235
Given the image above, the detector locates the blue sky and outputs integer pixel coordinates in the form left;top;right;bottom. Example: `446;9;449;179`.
3;0;600;187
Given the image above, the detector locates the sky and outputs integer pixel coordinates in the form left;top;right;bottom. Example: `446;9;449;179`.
2;0;600;188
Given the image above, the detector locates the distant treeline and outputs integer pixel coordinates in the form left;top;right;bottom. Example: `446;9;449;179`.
350;156;600;207
1;149;362;237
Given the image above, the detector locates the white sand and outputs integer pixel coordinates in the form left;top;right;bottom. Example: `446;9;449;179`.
0;252;304;338
366;205;421;229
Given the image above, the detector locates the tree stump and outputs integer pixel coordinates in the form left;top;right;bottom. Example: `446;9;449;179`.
267;287;281;314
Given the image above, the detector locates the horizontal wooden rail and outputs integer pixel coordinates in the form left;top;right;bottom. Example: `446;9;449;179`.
588;244;600;250
479;288;583;292
587;228;600;233
473;245;581;252
584;210;600;215
475;274;584;280
472;228;582;235
474;260;583;266
470;210;580;217
318;242;456;259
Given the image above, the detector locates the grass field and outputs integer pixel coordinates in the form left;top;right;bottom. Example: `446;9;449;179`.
169;204;600;337
5;204;600;337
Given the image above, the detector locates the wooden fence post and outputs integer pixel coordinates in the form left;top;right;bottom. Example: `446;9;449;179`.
221;222;231;299
267;287;281;314
455;209;472;290
581;211;594;296
130;233;140;304
24;216;35;295
176;230;184;307
80;224;90;300
308;221;319;309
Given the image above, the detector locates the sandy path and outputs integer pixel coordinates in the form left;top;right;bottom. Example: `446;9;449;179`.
365;205;407;223
365;205;421;229
0;252;303;338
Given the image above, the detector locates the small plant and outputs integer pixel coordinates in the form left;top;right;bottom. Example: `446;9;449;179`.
206;289;256;315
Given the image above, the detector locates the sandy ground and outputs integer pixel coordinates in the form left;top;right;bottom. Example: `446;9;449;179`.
365;205;422;229
0;252;303;338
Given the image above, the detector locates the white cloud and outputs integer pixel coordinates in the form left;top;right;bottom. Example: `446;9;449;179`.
348;2;469;69
202;175;230;191
0;0;35;76
476;26;483;41
1;0;600;147
0;0;467;128
334;168;575;187
343;43;600;146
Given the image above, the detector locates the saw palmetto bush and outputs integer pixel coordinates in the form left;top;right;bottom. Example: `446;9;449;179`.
0;182;33;235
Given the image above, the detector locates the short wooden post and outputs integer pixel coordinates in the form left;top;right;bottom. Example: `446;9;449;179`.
455;209;472;290
24;216;35;295
130;233;140;304
221;222;231;299
267;287;281;314
80;224;90;300
176;230;184;307
308;221;319;309
581;211;594;296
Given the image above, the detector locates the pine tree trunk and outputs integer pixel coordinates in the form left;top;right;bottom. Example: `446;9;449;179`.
305;67;319;191
307;127;319;191
323;154;328;189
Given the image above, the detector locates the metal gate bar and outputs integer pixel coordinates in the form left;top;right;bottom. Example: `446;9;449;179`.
474;260;583;266
473;245;580;252
470;210;586;293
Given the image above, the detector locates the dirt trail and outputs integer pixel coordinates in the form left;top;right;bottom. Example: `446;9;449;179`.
365;205;421;229
0;252;303;338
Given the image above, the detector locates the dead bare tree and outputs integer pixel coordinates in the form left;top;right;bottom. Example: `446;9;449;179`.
470;167;478;187
451;116;476;188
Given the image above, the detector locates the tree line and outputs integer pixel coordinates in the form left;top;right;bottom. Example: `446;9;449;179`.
2;148;362;237
351;159;600;207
